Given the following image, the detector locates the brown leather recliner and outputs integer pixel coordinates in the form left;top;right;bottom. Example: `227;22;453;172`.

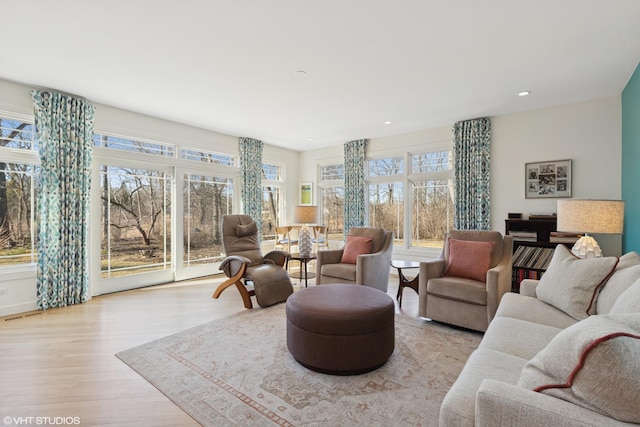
213;214;293;308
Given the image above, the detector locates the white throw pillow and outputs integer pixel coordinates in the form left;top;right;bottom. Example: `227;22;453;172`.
536;245;618;320
610;277;640;315
596;251;640;314
518;314;640;423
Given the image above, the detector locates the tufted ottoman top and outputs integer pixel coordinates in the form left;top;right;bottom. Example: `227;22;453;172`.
286;283;395;335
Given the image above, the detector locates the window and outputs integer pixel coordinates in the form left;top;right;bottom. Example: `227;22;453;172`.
411;179;454;247
94;134;175;157
369;182;403;242
319;163;344;238
0;116;38;267
183;174;233;266
262;162;284;242
98;145;173;278
409;150;454;248
180;148;236;167
367;157;404;245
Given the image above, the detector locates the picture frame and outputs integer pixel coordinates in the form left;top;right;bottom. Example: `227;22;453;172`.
525;159;572;199
299;182;313;205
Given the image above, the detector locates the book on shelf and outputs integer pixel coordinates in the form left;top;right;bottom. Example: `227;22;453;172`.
512;245;555;269
549;231;583;243
528;213;557;220
509;231;538;242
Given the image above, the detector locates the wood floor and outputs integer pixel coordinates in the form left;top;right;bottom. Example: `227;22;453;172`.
0;273;419;426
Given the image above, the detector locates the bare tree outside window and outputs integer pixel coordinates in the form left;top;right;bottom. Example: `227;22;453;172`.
0;118;37;266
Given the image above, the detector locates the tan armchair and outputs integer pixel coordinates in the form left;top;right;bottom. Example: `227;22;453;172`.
213;214;293;308
316;227;394;292
419;230;513;332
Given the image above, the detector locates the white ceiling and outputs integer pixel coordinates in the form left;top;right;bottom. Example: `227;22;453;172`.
2;0;640;151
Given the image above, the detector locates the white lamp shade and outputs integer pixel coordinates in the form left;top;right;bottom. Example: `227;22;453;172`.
557;200;624;234
293;206;319;224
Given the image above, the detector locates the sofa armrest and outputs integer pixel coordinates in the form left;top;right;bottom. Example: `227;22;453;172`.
476;380;627;427
519;279;540;297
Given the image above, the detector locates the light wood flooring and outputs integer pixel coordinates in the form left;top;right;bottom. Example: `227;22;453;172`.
0;273;419;426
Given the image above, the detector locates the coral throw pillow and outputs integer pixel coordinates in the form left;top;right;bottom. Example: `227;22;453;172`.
444;238;494;282
341;236;374;264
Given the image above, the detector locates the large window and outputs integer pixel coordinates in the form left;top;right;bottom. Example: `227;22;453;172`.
409;150;454;248
262;162;284;242
179;148;236;268
0;116;37;267
368;157;404;245
319;163;344;239
96;134;174;279
100;165;172;278
183;174;233;266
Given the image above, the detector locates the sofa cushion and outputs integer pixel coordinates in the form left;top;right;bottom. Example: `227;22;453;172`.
609;277;640;315
446;230;504;268
439;348;527;427
444;238;494;282
478;316;562;360
518;314;640;423
495;292;578;329
536;245;618;320
596;251;640;314
340;235;373;264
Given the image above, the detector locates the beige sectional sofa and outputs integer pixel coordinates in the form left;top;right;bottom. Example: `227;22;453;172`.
440;246;640;427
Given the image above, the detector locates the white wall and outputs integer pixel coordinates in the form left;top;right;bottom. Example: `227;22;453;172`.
492;96;622;256
299;96;623;258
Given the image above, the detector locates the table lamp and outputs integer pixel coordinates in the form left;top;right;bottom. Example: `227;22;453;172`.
294;206;318;257
556;199;624;258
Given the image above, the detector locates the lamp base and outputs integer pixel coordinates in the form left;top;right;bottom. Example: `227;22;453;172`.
571;235;602;259
298;224;313;257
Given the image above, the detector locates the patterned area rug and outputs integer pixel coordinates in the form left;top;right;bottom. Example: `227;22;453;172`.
116;304;481;426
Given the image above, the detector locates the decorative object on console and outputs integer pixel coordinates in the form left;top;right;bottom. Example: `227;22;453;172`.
293;205;318;257
557;199;625;258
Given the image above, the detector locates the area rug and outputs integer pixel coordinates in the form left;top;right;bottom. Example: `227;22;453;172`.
116;304;481;426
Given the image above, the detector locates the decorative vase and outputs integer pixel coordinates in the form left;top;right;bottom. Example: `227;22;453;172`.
298;224;313;257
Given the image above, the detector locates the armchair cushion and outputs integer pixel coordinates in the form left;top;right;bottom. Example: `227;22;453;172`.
536;245;618;320
517;314;640;423
340;235;373;264
444;238;494;282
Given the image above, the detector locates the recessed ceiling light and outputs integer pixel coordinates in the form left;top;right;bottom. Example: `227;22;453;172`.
384;121;392;125
518;91;531;97
306;138;313;141
294;70;307;78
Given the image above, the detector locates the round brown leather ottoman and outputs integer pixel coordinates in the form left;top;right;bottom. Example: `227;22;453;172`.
286;283;395;375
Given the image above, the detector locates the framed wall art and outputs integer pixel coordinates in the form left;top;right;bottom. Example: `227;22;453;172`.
299;182;313;205
525;159;572;199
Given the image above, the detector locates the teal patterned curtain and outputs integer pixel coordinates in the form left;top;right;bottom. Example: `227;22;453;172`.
343;139;368;236
239;137;263;238
453;117;491;230
32;90;95;310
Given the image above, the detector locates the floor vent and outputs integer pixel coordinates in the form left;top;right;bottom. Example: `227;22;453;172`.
2;311;41;322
